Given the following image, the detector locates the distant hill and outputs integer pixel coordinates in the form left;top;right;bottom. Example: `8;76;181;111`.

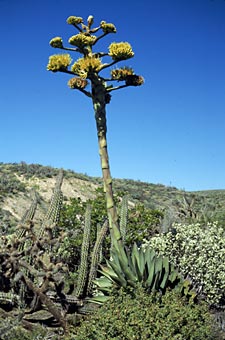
0;162;225;227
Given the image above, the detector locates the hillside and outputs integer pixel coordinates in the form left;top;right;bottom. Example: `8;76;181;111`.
0;162;225;227
0;162;98;226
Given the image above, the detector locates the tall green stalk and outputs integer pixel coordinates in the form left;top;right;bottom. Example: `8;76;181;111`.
91;76;120;243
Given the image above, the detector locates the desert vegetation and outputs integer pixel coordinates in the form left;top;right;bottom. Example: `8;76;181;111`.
0;167;224;339
0;12;224;340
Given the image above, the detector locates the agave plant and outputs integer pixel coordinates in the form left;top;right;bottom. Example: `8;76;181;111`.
92;241;196;304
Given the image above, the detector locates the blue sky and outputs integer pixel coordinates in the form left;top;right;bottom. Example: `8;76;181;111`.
0;0;225;191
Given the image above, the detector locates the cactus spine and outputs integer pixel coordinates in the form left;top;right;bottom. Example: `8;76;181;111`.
75;204;92;298
87;219;109;294
119;195;128;242
38;169;63;239
16;190;38;242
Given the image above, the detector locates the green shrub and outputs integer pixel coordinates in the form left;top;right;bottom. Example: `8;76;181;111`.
125;203;163;245
144;221;225;305
0;172;26;196
58;190;163;272
58;189;111;273
0;323;54;340
69;287;218;340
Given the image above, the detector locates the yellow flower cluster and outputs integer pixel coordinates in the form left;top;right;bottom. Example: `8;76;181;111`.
68;77;88;89
47;54;72;72
125;75;144;86
67;16;83;25
111;67;134;80
109;42;134;61
71;56;103;78
100;21;116;34
69;33;96;48
49;37;63;48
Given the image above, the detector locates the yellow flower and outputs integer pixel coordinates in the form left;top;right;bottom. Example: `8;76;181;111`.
68;33;96;48
71;56;103;78
67;16;83;25
109;42;134;61
68;77;88;89
49;37;63;48
125;75;144;86
47;54;72;72
100;21;116;34
111;67;134;80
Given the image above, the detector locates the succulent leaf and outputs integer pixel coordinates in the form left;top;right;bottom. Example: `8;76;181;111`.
117;257;137;284
145;259;155;288
89;295;109;304
131;244;145;280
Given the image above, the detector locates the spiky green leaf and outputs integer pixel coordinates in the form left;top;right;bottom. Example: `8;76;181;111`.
145;259;155;288
89;295;110;304
131;244;145;280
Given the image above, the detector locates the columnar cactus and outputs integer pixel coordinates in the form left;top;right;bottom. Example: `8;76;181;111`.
47;15;144;245
75;204;92;298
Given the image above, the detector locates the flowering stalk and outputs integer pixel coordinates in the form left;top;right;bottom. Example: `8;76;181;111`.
47;15;144;246
91;75;121;243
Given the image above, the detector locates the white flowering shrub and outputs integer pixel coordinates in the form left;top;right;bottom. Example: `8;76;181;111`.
143;222;225;305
